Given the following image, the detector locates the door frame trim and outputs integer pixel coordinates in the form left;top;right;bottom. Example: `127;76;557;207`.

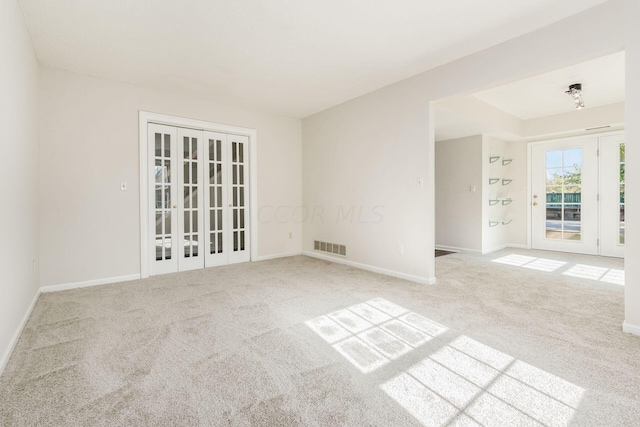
526;129;625;255
139;111;258;279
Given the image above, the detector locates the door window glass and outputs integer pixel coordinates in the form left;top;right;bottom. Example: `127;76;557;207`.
545;148;582;241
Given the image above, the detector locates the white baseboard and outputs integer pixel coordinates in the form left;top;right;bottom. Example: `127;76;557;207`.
623;321;640;336
482;244;508;254
436;244;529;255
40;274;141;293
435;245;482;254
507;244;530;250
0;289;41;377
302;251;436;285
254;252;302;262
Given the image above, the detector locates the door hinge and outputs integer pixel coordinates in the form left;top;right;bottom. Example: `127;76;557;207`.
597;148;600;156
597;239;600;246
597;194;600;201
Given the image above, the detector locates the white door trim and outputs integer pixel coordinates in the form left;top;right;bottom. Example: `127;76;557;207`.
139;111;258;279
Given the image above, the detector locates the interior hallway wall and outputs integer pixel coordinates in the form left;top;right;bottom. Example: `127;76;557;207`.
435;135;483;252
38;67;302;287
0;0;40;369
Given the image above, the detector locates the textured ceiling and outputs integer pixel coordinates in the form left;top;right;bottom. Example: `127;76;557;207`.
19;0;608;117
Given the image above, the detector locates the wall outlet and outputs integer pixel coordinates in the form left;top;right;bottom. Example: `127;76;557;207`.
120;181;128;191
470;185;476;193
398;244;404;254
416;177;424;187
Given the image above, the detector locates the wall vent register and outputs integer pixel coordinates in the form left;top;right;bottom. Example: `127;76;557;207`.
314;240;347;256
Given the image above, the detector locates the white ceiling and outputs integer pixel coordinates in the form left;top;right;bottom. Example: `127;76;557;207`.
473;51;625;120
19;0;608;118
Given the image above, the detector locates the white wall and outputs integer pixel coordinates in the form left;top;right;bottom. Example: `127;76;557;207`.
302;86;434;282
483;136;510;252
435;135;525;253
524;102;625;139
435;136;483;251
0;0;40;368
623;0;640;333
483;136;528;251
302;0;635;292
505;140;528;247
39;67;302;287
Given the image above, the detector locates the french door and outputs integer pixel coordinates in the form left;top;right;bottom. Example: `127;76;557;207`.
530;132;625;257
148;124;250;276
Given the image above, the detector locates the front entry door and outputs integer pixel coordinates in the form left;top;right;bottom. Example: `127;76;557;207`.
531;137;599;255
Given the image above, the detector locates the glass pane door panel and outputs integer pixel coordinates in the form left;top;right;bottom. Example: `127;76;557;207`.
230;140;247;253
182;136;200;261
544;148;583;241
208;138;224;255
153;131;173;261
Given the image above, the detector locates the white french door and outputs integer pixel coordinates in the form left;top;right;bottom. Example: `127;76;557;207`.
530;132;625;257
203;132;250;267
177;127;205;271
149;124;179;275
148;124;250;276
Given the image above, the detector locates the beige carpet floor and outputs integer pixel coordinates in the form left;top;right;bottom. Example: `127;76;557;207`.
1;250;639;426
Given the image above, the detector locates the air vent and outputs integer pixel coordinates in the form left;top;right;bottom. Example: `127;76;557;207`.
314;240;346;256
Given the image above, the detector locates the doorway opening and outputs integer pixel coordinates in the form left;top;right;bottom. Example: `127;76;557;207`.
433;50;625;261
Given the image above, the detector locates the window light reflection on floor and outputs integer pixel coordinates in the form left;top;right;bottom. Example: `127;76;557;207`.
381;335;584;426
307;299;584;426
305;298;448;373
600;268;625;286
492;254;624;285
492;254;566;272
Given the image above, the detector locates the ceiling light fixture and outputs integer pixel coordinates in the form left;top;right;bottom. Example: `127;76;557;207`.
565;83;585;109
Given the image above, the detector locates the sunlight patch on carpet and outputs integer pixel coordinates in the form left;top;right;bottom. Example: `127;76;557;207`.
492;254;624;285
381;335;584;427
305;298;447;373
492;254;566;272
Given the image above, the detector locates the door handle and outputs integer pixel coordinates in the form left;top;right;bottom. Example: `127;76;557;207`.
172;205;177;208
533;202;538;206
229;204;233;208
